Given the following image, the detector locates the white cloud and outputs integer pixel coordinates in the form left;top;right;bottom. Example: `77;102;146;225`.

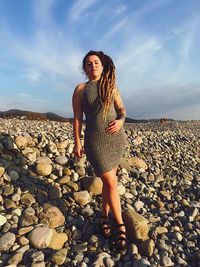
0;0;200;119
113;5;127;16
124;82;200;120
103;17;128;39
34;0;55;27
69;0;99;21
132;0;172;19
17;93;32;97
19;70;41;82
17;92;47;103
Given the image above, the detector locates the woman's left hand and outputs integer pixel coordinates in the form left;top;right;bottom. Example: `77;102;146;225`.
105;119;123;135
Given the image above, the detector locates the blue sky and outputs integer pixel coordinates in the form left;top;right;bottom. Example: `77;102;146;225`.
0;0;200;120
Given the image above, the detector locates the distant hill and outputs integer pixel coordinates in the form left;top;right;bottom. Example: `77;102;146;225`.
0;109;72;122
0;109;174;123
125;117;175;123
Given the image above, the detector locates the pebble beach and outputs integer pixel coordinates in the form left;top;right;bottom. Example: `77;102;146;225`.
0;118;199;267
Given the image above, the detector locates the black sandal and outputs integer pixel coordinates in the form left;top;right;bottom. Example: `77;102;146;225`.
114;223;128;250
99;215;113;239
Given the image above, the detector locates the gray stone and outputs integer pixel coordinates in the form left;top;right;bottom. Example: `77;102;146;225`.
0;232;16;251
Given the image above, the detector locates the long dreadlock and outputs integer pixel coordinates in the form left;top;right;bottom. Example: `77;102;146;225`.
82;50;116;120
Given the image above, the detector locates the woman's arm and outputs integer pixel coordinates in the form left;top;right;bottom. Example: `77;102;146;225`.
114;89;126;124
105;88;126;135
72;84;84;157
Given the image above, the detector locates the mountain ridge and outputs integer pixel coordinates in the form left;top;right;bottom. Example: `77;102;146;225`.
0;109;175;123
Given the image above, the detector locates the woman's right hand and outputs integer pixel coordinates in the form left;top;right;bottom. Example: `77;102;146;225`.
74;143;84;158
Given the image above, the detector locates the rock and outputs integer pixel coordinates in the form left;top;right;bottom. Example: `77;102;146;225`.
133;258;151;267
55;155;68;165
67;181;79;191
35;163;52;176
182;172;193;181
18;236;29;245
71;242;87;252
4;199;17;209
3;186;14;196
58;175;70;184
7;252;23;265
124;192;134;199
21;193;36;206
129;243;138;254
73;190;91;206
154;200;164;208
134;200;145;211
0;232;16;251
156;226;168;235
48;230;68;250
133;136;143;145
15;136;28;149
0;214;7;226
36;189;48;204
48;185;62;200
57;140;69;149
39;204;65;228
129;157;148;170
147;173;155;181
63;167;72;176
119;158;132;171
161;255;174;266
0;166;5;177
118;183;126;195
8;170;19;181
30;251;45;262
122;209;149;241
81;176;103;195
75;165;86;176
52;248;68;265
20;207;38;227
91;252;115;267
36;156;52;164
18;226;34;235
28;225;53;249
140;239;155;256
1;118;200;267
160;190;171;200
31;262;46;267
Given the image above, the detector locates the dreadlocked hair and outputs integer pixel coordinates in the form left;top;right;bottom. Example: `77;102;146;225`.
82;50;116;120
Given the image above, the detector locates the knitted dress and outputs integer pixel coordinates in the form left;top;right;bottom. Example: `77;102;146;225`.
82;80;127;174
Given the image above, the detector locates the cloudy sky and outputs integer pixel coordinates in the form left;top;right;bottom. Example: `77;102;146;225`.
0;0;200;120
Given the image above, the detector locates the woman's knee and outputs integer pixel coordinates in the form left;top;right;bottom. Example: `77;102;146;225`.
101;173;117;191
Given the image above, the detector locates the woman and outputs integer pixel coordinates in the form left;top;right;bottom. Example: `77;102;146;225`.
72;50;127;250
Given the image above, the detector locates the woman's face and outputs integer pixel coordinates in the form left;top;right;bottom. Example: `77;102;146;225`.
84;55;103;81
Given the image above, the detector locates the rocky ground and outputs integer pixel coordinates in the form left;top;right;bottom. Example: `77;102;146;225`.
0;118;199;267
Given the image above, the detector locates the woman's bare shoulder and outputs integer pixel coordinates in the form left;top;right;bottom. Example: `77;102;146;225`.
73;83;88;101
74;83;87;93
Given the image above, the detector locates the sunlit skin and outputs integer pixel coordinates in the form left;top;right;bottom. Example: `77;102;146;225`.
84;55;103;81
72;54;127;248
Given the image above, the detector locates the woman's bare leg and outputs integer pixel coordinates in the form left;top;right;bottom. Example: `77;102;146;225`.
101;167;117;216
100;168;126;247
100;168;124;225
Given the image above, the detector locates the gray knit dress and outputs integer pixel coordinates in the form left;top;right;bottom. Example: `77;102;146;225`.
82;80;127;174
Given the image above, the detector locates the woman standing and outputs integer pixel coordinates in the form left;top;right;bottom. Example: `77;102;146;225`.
72;50;127;250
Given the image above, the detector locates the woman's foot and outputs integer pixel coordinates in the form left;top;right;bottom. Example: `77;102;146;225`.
114;223;127;250
99;215;113;239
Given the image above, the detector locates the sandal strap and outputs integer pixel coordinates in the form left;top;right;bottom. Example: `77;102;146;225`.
116;230;126;236
117;223;125;227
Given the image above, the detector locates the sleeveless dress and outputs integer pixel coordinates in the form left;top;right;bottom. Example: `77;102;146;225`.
82;80;127;174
